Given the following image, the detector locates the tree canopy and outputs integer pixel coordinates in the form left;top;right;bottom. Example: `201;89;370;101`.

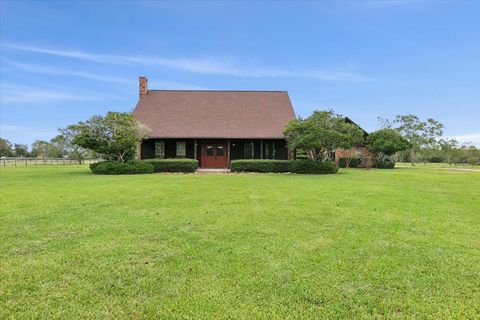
283;110;365;161
70;112;149;162
366;128;410;161
0;138;14;157
393;114;444;165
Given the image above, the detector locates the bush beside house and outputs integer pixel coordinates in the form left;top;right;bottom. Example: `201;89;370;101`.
231;160;338;174
142;159;198;173
375;160;396;169
90;161;154;175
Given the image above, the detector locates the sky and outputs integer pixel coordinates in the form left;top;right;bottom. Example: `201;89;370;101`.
1;0;479;146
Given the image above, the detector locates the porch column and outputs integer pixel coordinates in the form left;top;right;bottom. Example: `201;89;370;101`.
194;139;197;160
260;140;263;159
227;140;231;168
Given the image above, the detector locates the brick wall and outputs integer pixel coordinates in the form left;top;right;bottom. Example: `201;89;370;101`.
335;147;371;167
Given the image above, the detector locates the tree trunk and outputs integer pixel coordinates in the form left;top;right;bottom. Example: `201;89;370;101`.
410;149;415;166
345;157;351;168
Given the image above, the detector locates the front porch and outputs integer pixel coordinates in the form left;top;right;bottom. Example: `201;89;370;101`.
139;138;290;168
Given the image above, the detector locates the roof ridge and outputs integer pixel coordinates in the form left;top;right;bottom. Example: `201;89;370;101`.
148;89;288;93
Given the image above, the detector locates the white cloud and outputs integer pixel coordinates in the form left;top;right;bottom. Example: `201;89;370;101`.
450;133;480;146
4;42;368;81
0;83;127;103
1;58;131;84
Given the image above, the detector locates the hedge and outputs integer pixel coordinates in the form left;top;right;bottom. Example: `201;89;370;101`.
230;160;338;174
230;160;292;173
292;160;339;174
142;159;198;173
429;156;443;163
375;160;395;169
338;157;360;168
90;160;154;175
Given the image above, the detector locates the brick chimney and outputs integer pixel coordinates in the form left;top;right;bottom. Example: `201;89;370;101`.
139;76;148;98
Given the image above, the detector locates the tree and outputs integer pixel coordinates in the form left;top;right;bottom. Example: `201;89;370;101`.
55;126;95;164
13;144;29;157
50;135;70;158
284;110;365;161
71;112;149;162
30;140;57;159
366;128;410;162
0;138;14;157
439;138;458;164
393;114;444;165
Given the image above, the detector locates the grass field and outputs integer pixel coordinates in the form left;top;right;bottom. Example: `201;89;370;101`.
1;166;479;319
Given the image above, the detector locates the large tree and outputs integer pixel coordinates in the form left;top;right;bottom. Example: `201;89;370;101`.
30;140;57;159
0;138;14;157
393;114;444;165
71;112;149;162
366;128;410;162
13;144;29;157
283;110;365;161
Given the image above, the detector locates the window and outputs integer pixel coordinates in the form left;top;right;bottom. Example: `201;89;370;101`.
205;146;214;156
154;141;165;159
205;145;214;156
217;145;225;156
244;142;254;159
265;141;275;159
176;141;186;157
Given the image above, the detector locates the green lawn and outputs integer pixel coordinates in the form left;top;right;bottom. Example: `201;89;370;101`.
1;166;479;319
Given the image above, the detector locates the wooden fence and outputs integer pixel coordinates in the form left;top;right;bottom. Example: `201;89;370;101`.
1;157;102;167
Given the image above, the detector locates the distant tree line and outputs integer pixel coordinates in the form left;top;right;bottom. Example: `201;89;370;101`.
0;130;99;162
283;110;479;166
377;114;479;165
0;111;147;164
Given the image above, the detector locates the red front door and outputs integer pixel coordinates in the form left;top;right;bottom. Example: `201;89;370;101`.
201;142;228;168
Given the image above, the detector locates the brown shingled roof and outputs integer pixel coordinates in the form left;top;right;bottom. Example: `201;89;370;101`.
134;90;296;139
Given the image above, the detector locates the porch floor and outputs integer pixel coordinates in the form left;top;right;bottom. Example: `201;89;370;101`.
196;168;231;173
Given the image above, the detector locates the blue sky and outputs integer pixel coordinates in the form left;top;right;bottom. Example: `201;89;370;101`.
1;1;479;146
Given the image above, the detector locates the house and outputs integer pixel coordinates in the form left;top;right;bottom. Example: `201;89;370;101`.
334;117;371;167
134;77;370;168
134;77;296;168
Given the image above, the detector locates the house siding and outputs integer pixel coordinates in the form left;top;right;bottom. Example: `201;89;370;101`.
140;138;289;165
335;147;371;167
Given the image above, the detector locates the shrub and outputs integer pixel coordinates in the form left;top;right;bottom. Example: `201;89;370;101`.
90;160;154;175
338;157;360;168
429;156;443;163
375;160;395;169
142;159;198;173
230;160;338;174
291;160;338;174
230;160;292;173
295;154;308;160
467;157;479;166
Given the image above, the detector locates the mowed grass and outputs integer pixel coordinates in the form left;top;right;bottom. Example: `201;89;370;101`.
1;166;479;319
